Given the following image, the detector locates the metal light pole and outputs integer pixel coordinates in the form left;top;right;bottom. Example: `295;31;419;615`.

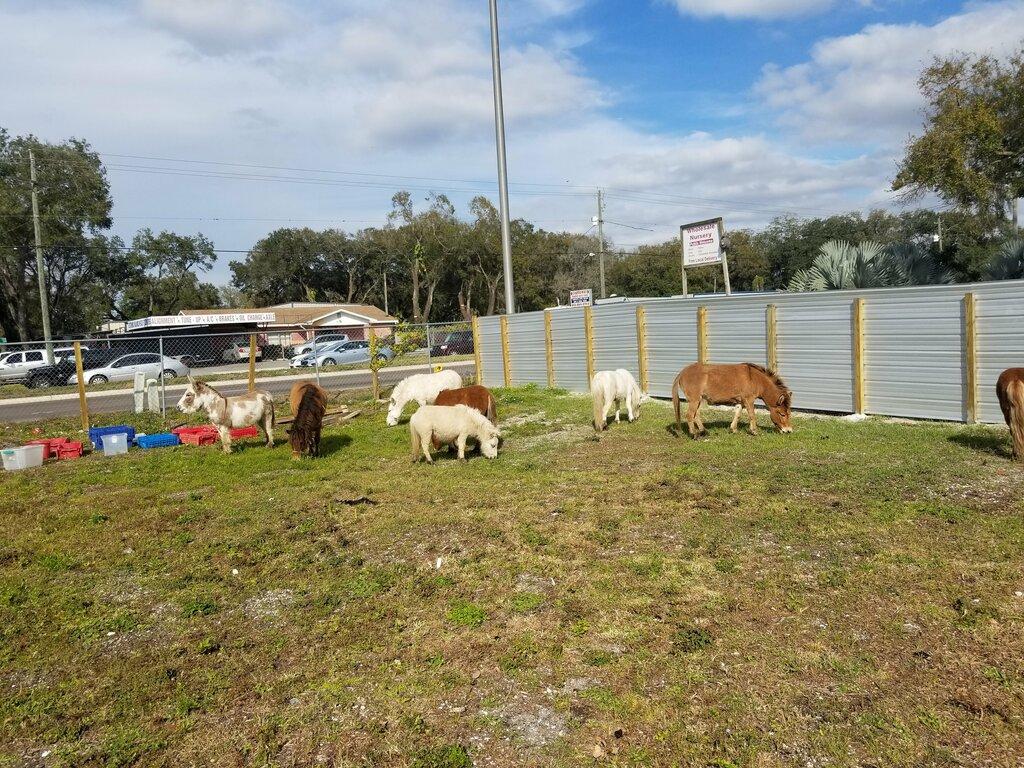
29;150;54;363
488;0;516;314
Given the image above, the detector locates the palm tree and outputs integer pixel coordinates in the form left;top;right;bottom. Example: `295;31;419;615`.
789;240;952;292
988;238;1024;280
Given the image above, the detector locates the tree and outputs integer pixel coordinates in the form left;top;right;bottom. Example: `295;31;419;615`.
230;228;331;305
893;51;1024;222
0;129;118;340
117;228;218;317
789;240;951;292
988;238;1024;280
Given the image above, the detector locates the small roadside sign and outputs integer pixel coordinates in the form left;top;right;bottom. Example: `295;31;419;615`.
569;289;593;307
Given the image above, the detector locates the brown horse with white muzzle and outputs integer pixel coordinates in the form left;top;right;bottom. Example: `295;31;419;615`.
672;362;793;438
997;368;1024;462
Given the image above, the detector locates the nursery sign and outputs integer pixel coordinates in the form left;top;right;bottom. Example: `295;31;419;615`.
570;289;593;307
681;218;723;267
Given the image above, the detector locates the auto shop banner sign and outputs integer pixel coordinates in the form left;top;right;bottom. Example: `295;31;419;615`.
125;312;277;332
681;218;723;267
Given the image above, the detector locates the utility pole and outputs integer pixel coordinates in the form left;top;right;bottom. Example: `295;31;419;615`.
382;271;389;315
596;188;606;299
488;0;515;314
29;150;54;364
937;214;943;251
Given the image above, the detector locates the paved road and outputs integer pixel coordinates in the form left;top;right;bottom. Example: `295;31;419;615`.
0;361;473;424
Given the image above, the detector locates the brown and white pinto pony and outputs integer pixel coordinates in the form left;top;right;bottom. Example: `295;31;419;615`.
996;368;1024;462
176;376;275;453
288;381;328;459
672;362;793;438
431;384;497;451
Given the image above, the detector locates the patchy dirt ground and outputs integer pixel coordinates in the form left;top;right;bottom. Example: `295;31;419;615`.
1;386;1022;767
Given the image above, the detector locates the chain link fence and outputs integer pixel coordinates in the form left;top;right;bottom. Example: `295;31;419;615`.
0;321;476;435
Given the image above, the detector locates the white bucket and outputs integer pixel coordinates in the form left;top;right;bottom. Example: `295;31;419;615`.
2;444;46;471
102;433;130;457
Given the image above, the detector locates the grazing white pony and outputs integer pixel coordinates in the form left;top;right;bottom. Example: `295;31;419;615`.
176;376;275;452
386;369;463;426
591;369;649;432
410;404;501;462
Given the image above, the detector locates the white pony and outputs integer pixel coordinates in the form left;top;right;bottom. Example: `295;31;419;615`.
591;369;649;432
386;369;463;426
176;376;275;452
410;404;501;462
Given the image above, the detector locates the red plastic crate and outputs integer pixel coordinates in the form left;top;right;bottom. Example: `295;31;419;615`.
26;437;70;459
55;441;83;460
172;425;259;444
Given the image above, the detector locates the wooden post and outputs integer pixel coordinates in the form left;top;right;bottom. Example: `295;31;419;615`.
853;298;866;414
499;315;512;387
73;341;89;432
584;305;596;383
766;304;778;372
697;306;708;364
247;333;257;391
471;316;483;386
964;292;979;423
368;328;380;400
544;310;555;388
636;305;649;391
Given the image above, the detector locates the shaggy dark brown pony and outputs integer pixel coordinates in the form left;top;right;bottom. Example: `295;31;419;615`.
997;368;1024;462
672;362;793;438
431;385;498;451
288;381;328;459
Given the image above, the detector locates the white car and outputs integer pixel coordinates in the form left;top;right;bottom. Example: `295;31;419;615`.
291;334;349;357
0;346;80;383
290;340;393;368
221;340;262;362
68;353;190;385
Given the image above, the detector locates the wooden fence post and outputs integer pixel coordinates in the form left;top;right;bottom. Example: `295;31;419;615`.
963;292;979;423
471;316;483;386
636;305;649;392
368;328;380;400
499;315;512;387
248;333;257;391
697;306;708;364
73;341;89;432
584;306;596;383
766;304;778;372
853;298;866;414
544;310;555;388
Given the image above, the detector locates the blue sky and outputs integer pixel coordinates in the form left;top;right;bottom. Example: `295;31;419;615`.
2;0;1023;284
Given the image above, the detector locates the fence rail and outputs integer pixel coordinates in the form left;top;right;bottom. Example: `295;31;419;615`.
476;280;1024;425
0;321;474;426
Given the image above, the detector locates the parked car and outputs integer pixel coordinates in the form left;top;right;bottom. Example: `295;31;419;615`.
291;333;350;357
68;353;190;385
290;340;393;368
0;346;82;383
221;339;263;363
25;349;119;389
429;330;474;357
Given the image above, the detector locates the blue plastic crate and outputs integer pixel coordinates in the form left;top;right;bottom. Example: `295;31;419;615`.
137;433;180;449
89;425;136;449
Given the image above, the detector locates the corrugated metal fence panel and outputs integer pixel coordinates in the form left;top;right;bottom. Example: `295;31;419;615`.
773;292;855;413
976;280;1024;424
478;315;504;389
507;311;548;386
549;307;589;392
705;295;769;368
863;286;967;421
645;298;699;399
593;303;640;380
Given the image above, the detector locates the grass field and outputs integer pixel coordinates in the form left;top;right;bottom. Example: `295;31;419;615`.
1;387;1022;767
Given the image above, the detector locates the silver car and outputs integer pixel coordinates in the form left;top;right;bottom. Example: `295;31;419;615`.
68;353;190;385
0;347;79;383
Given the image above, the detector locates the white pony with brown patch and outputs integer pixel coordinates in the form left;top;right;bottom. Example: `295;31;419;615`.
591;369;649;432
176;376;275;452
410;404;501;463
386;369;463;426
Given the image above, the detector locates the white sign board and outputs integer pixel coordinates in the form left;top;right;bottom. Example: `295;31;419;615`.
681;219;723;267
125;312;277;332
569;289;593;307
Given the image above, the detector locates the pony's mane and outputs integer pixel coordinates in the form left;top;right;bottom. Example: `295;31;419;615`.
290;384;327;454
194;379;224;398
747;363;791;398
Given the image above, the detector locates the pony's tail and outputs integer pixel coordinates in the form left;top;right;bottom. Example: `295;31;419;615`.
487;394;497;424
591;379;604;433
1008;379;1024;462
672;375;682;434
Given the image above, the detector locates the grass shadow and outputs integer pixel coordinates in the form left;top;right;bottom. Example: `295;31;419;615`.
319;433;354;455
948;428;1012;459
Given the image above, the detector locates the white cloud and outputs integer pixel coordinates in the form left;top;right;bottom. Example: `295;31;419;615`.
666;0;836;20
756;1;1024;145
139;0;296;53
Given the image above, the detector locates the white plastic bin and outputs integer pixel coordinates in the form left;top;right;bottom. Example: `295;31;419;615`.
2;444;46;471
102;433;129;457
